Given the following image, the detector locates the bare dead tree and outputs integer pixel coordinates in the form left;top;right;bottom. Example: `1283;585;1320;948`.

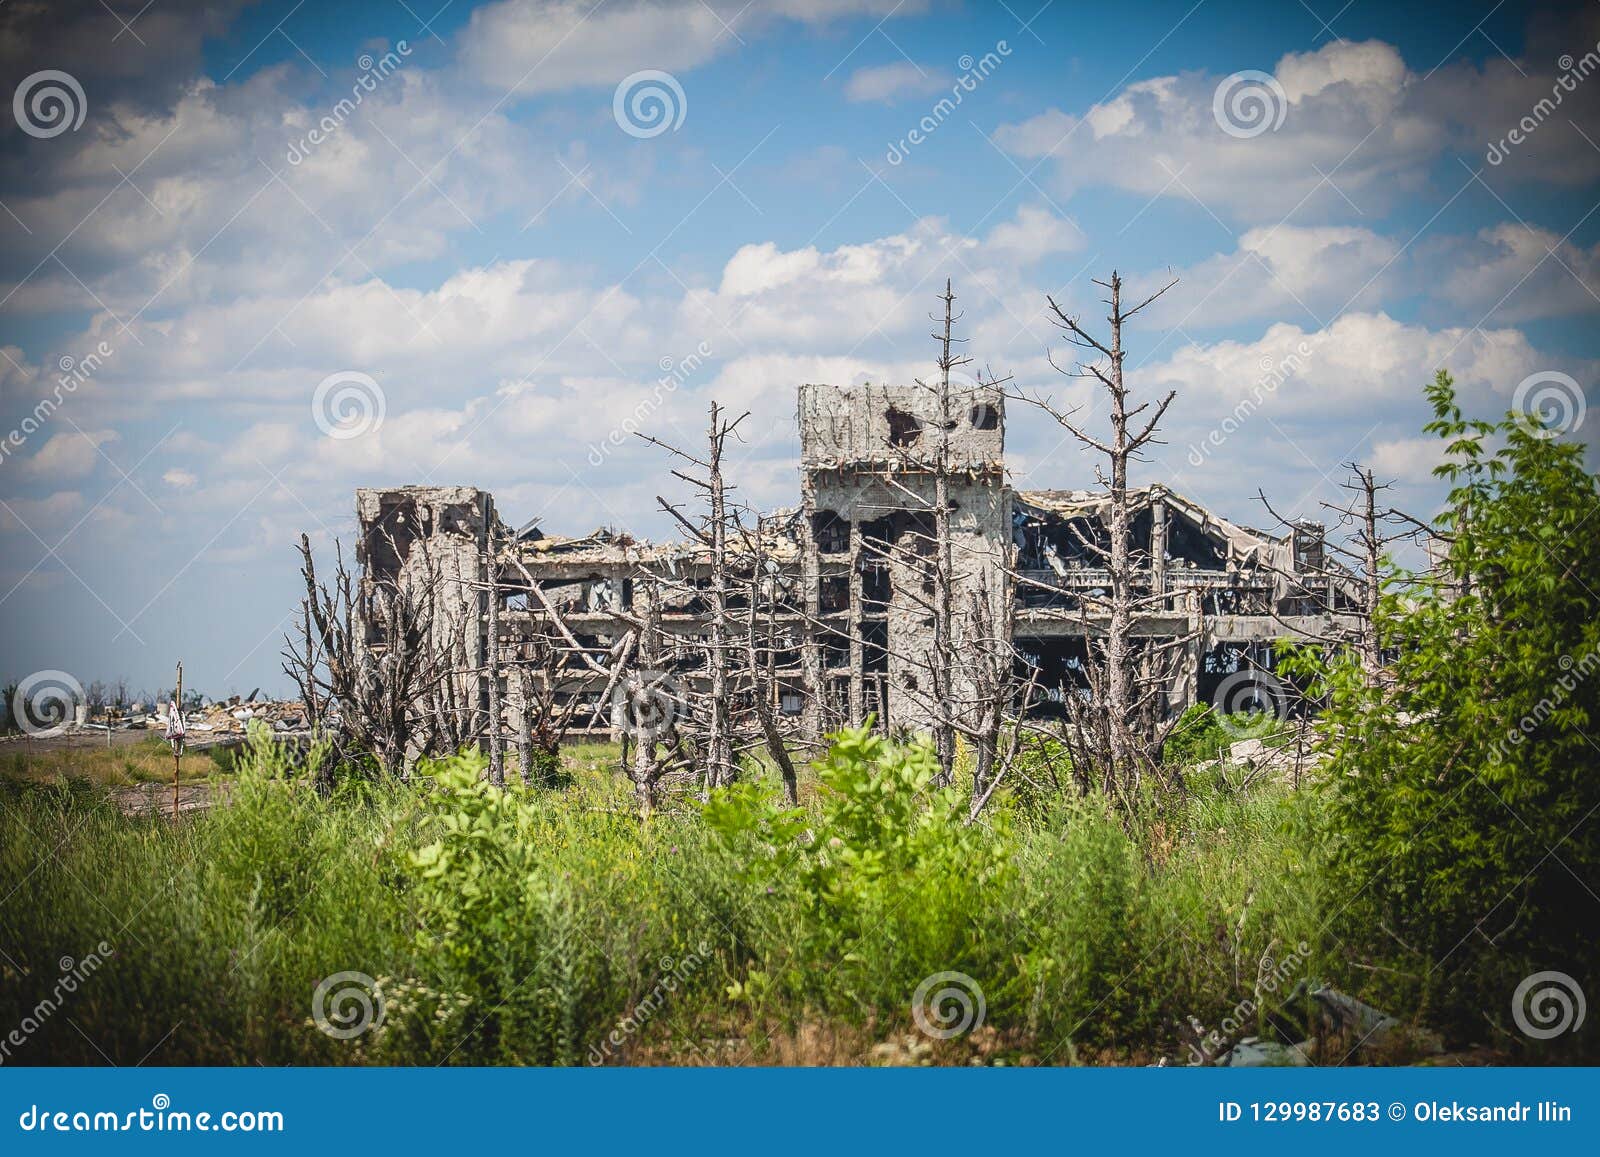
284;533;467;779
640;404;749;797
1017;269;1180;800
1256;463;1437;689
485;532;505;786
926;280;961;784
503;624;587;786
730;513;802;805
849;281;1014;785
964;578;1039;822
625;578;672;813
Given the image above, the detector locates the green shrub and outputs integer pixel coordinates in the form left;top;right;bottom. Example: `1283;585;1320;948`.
1286;372;1600;1054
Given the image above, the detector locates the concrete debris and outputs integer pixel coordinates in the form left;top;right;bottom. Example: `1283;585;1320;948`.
1228;737;1265;762
183;698;309;736
0;696;311;740
1219;1038;1312;1067
1216;982;1401;1067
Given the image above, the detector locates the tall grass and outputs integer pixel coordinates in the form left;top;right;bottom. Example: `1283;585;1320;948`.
0;728;1324;1066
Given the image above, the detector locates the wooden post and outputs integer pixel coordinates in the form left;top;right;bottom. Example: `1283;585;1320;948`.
172;660;183;819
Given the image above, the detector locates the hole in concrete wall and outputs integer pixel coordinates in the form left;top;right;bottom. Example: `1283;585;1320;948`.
819;574;849;614
812;510;849;554
1166;510;1227;568
363;495;421;581
1014;637;1091;718
885;407;922;446
861;562;891;609
438;502;477;536
862;620;888;673
970;402;999;430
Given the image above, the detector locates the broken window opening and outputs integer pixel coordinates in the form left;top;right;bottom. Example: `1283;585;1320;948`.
885;407;922;447
812;510;849;554
818;575;850;614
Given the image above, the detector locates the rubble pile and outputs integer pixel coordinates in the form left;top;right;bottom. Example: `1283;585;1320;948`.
178;696;311;736
3;692;313;742
1191;735;1328;781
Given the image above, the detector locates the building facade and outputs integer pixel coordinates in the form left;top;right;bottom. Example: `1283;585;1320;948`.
356;383;1357;739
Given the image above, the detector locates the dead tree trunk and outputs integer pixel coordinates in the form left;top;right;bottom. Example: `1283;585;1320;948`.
640;405;748;796
929;279;959;786
1022;270;1178;800
512;663;535;786
486;538;504;786
1255;464;1436;694
705;405;734;792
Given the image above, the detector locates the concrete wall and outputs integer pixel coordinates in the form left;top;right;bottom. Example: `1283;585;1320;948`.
800;383;1011;732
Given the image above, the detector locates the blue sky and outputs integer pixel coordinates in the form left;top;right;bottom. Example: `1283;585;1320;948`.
0;0;1596;698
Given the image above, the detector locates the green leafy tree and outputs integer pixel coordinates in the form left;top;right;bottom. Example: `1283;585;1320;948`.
1292;371;1599;1052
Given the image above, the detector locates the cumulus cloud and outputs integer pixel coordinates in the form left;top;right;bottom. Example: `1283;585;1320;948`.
1146;224;1400;331
994;27;1600;224
12;430;117;483
1421;223;1600;323
845;62;947;103
457;0;924;95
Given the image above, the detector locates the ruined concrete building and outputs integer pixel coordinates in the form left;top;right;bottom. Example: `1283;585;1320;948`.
356;383;1356;739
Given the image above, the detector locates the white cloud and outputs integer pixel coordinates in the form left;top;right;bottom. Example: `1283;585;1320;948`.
984;204;1085;265
1370;436;1446;485
457;0;924;95
13;430;118;483
1147;224;1399;330
993;31;1600;223
845;62;947;103
163;468;198;489
1423;223;1600;323
0;490;85;534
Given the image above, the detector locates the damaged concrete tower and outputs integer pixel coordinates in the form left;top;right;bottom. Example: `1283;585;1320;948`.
798;382;1010;733
355;486;495;729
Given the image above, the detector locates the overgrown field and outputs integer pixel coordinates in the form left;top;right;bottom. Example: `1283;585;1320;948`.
2;711;1594;1065
0;725;1332;1066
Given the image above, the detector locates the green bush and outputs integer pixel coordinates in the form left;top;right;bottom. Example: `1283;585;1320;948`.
1287;372;1600;1054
